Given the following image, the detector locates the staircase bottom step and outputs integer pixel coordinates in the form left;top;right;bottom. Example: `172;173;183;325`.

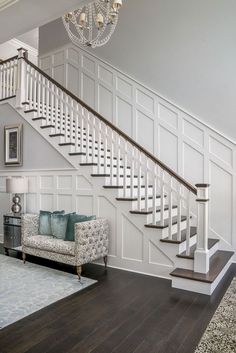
170;250;234;295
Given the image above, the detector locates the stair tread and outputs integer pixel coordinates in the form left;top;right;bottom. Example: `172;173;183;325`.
116;195;166;202
145;215;188;229
160;226;197;244
170;250;234;283
130;205;177;215
177;238;219;259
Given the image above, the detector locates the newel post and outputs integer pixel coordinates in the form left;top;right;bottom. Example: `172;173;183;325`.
194;184;210;274
16;48;28;108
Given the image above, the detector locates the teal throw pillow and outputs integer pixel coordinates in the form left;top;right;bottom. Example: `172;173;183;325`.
65;214;96;242
51;213;70;240
39;210;64;235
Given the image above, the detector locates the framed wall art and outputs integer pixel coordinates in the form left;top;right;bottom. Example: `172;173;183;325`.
4;124;23;166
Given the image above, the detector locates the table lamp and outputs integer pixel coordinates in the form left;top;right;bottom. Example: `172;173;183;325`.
6;177;28;214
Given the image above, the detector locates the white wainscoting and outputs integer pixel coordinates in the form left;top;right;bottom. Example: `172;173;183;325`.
0;168;176;276
39;44;236;259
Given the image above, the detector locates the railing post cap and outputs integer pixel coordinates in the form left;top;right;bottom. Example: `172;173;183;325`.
17;48;28;59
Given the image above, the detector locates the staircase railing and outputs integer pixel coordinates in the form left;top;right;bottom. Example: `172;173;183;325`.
0;55;18;100
0;48;210;274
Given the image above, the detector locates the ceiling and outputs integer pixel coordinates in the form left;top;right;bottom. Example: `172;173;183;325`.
0;0;90;44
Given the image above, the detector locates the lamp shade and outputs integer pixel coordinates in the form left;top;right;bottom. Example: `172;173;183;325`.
6;177;28;194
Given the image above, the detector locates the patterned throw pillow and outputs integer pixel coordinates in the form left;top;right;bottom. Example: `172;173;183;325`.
65;214;96;242
51;213;70;240
39;210;64;235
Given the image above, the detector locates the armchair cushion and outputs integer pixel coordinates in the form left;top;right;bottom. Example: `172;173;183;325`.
51;213;69;240
65;214;96;241
39;210;64;235
24;235;75;256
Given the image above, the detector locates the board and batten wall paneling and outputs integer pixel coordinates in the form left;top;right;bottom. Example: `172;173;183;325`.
0;169;176;277
39;44;236;255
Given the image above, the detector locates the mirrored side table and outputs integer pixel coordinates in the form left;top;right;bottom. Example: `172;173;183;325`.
3;213;22;256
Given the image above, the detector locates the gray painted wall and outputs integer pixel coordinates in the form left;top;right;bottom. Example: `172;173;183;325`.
0;103;72;171
0;102;73;235
39;0;236;141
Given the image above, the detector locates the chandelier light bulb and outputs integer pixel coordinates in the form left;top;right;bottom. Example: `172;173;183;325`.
113;0;122;10
79;12;87;27
96;13;104;28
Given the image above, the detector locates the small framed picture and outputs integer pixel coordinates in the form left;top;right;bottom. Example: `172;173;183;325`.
4;124;23;166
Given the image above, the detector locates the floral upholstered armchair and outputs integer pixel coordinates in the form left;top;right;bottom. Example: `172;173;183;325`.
21;214;109;279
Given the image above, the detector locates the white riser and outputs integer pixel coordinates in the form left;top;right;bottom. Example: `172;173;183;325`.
172;259;232;295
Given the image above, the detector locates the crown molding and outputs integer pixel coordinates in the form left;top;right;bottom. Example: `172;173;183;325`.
9;38;38;58
0;0;19;12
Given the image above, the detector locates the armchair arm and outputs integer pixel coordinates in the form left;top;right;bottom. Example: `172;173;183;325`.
22;214;39;242
75;218;109;265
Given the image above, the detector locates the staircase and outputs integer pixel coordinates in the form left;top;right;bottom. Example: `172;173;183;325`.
0;48;234;295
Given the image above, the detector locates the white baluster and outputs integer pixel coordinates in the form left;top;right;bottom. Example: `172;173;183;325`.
97;120;102;172
144;159;149;212
9;61;13;96
54;86;59;133
116;135;121;186
110;130;115;185
177;183;182;242
33;69;37;110
123;141;128;198
130;147;135;199
60;90;64;137
74;103;80;153
104;124;108;175
41;76;46;119
152;165;158;224
37;72;41;116
186;190;191;256
168;177;173;240
91;115;96;164
160;169;165;228
137;151;142;211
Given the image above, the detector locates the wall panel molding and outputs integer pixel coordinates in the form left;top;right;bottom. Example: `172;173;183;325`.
39;44;236;256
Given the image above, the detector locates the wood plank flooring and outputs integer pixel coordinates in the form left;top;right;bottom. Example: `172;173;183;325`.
0;246;235;353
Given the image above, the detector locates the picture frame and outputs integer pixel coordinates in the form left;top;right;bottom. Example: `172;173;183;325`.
4;124;23;166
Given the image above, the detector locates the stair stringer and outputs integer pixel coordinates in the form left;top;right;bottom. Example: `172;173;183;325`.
1;98;197;280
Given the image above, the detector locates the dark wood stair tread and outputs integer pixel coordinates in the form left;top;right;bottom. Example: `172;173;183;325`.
145;215;188;229
160;226;197;244
177;238;219;259
170;250;234;283
130;205;177;215
116;195;166;202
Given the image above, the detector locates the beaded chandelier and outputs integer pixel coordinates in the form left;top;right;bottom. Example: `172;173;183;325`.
62;0;123;48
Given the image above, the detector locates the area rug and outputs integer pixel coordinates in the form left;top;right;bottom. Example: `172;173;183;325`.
0;254;97;329
195;277;236;353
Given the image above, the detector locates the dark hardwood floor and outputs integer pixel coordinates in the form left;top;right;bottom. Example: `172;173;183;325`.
0;245;235;353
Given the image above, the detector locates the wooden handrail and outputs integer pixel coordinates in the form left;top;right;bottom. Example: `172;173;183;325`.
23;55;197;195
0;55;18;65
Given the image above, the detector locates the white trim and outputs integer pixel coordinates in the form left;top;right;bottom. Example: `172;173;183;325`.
9;38;38;59
40;43;236;146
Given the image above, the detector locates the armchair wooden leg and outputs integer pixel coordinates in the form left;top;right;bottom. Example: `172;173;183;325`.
76;265;82;280
104;255;108;268
22;252;26;264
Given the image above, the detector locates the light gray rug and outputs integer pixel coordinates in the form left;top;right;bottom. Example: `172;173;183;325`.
195;277;236;353
0;254;97;329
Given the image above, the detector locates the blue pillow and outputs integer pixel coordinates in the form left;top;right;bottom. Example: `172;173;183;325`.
51;213;70;240
65;214;96;241
39;210;64;235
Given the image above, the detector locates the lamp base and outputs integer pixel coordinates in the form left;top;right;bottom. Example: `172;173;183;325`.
11;194;22;214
